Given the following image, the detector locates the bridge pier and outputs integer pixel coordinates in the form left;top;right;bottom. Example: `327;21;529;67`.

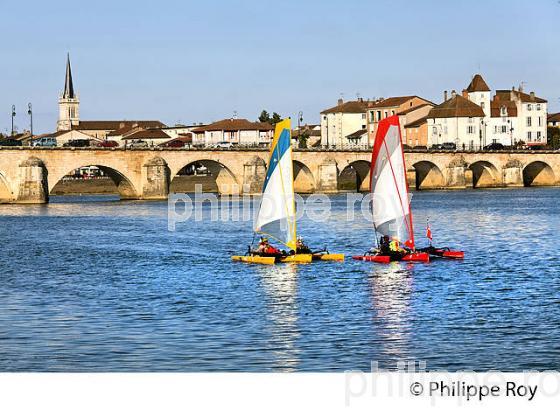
445;162;472;189
15;157;49;204
142;157;169;200
503;160;524;188
242;157;266;194
407;168;417;190
316;158;338;193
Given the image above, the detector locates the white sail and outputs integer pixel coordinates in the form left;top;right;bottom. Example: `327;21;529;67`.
369;115;415;248
254;118;297;250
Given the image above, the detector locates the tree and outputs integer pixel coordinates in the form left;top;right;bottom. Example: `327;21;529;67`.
271;112;282;124
297;130;309;149
258;110;271;123
548;126;560;149
258;110;282;125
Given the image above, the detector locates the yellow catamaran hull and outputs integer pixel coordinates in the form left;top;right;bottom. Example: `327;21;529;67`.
231;254;312;264
312;253;345;261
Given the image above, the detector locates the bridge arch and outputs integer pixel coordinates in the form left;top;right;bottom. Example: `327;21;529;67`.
469;161;500;188
171;159;239;195
338;160;371;192
412;161;444;190
51;164;139;199
523;161;556;187
293;160;315;193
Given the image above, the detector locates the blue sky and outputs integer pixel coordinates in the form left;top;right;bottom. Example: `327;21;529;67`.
1;0;559;133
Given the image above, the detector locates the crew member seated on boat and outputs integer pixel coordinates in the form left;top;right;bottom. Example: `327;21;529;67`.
379;235;390;254
296;237;311;254
256;237;281;256
389;237;409;255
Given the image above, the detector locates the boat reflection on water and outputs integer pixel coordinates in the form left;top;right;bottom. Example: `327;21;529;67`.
368;263;415;369
256;264;301;371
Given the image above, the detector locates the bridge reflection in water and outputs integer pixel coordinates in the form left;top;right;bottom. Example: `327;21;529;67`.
0;148;559;203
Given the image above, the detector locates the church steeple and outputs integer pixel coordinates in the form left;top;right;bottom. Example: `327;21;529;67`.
57;53;80;131
63;53;75;99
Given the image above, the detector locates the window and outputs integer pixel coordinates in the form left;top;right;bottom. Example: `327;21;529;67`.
369;111;374;122
361;113;366;120
538;117;542;127
500;106;507;116
481;102;485;110
537;131;542;141
432;127;438;135
444;126;448;134
527;117;532;127
527;104;532;111
494;126;498;133
501;125;507;133
391;110;395;116
384;110;388;118
527;131;532;141
377;111;381;121
536;104;541;111
468;117;474;123
361;124;366;129
467;125;475;134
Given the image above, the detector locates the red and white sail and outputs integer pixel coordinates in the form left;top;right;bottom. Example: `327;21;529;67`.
369;115;415;248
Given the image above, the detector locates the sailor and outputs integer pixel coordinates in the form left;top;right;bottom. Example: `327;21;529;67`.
379;235;390;254
296;236;311;254
389;237;408;255
256;237;281;256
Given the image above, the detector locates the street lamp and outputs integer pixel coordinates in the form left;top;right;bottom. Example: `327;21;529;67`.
11;105;16;136
27;103;33;137
507;119;514;149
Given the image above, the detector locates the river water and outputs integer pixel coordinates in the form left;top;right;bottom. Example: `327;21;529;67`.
0;189;559;372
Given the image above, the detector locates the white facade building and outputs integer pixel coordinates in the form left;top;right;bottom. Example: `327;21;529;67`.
191;118;274;147
427;74;548;148
320;99;370;147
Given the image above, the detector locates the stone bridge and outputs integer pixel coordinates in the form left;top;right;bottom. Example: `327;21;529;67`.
0;147;559;203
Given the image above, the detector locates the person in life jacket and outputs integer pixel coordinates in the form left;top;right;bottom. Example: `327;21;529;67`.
296;236;311;254
389;237;408;255
256;237;281;256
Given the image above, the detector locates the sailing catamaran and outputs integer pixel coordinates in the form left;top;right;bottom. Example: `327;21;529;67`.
231;118;343;264
352;115;463;263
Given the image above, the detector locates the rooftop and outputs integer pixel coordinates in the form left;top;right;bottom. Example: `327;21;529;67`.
192;118;274;132
466;74;491;92
321;99;372;114
427;95;485;118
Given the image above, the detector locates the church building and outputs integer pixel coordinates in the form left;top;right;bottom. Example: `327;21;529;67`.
56;54;166;140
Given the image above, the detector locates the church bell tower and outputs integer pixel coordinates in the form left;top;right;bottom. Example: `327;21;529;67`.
57;53;80;131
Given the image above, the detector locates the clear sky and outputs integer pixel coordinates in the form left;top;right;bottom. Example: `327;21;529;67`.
1;0;559;133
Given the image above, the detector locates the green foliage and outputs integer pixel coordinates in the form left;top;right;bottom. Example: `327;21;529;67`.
297;131;309;149
271;112;282;124
258;110;282;125
548;126;560;149
258;110;270;123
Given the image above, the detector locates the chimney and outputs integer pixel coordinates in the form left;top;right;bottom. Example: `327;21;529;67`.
462;89;468;98
444;90;448;101
337;98;344;106
358;97;363;102
451;90;457;98
530;91;535;99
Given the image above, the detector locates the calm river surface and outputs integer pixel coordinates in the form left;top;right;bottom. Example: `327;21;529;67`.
1;189;559;372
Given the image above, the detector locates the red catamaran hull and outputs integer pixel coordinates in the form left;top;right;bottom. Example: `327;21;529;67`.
352;252;430;263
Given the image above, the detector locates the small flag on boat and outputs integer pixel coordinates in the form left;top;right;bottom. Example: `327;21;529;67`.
426;219;433;242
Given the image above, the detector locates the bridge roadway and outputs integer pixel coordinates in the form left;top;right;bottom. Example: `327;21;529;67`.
0;146;558;203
